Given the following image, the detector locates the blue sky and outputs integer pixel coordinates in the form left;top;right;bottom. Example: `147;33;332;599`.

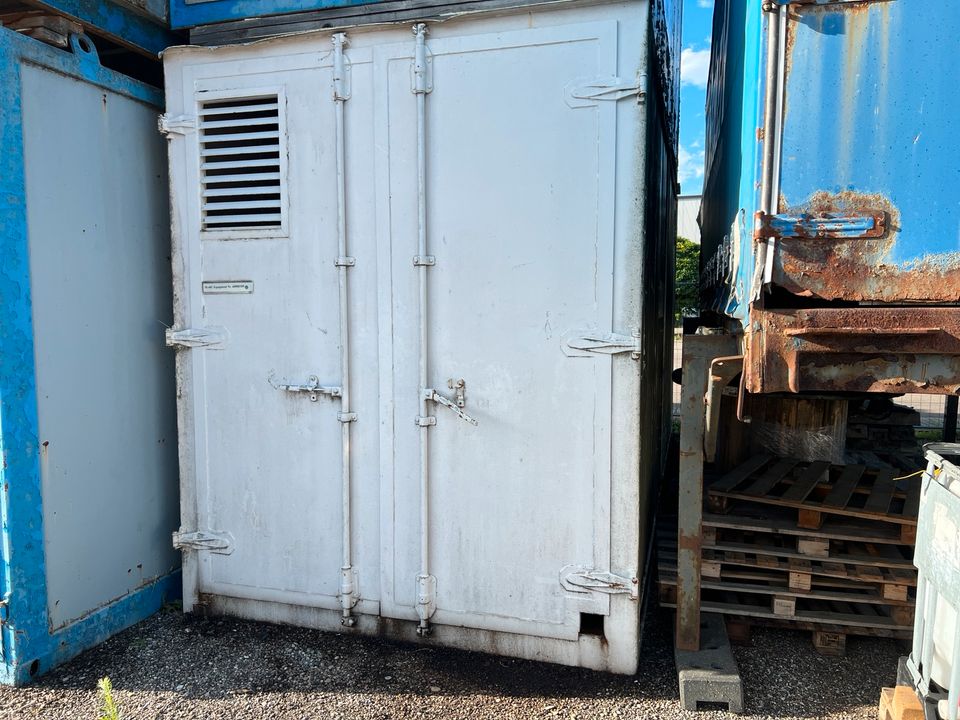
678;0;714;195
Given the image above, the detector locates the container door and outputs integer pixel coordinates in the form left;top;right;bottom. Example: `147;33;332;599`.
171;57;382;616
376;21;625;641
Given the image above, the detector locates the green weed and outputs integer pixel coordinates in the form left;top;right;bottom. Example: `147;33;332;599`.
97;677;120;720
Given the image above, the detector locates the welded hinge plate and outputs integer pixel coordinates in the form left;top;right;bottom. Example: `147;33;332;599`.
416;573;437;620
560;565;639;600
173;530;234;555
332;32;352;101
158;113;196;136
165;326;229;349
566;75;646;108
756;211;887;239
564;331;642;359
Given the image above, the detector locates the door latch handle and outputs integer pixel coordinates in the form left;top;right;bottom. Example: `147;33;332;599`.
269;372;342;402
424;388;478;426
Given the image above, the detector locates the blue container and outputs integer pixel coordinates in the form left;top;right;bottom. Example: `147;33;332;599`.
0;27;180;684
172;0;681;38
700;0;960;395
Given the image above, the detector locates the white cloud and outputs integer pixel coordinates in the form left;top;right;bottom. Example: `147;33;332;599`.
678;144;705;188
697;0;712;8
680;46;711;90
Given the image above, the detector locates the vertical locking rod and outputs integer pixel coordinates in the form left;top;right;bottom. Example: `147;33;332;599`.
332;32;358;626
412;22;436;635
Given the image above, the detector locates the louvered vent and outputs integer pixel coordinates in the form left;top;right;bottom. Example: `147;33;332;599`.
199;95;284;232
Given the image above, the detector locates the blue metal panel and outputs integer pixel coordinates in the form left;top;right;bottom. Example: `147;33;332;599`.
702;0;960;318
775;1;960;302
26;0;180;57
172;0;395;29
0;26;176;685
699;0;765;326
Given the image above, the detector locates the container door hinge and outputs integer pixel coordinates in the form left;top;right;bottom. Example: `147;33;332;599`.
411;23;433;94
564;331;642;359
0;598;9;623
332;32;351;101
158;113;196;136
566;75;646;108
165;326;229;349
560;565;639;600
173;530;234;555
756;210;887;240
415;573;437;628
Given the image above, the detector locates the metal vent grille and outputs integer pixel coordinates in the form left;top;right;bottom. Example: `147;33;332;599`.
199;95;284;231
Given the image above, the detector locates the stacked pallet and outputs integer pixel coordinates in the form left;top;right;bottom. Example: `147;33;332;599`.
660;454;921;655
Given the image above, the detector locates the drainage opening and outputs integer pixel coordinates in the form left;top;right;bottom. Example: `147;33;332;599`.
29;659;39;676
579;613;605;637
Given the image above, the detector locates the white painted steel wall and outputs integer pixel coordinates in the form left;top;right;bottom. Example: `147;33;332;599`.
676;194;700;244
21;65;179;629
163;0;660;673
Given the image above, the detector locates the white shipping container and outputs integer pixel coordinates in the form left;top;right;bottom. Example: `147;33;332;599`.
162;0;676;673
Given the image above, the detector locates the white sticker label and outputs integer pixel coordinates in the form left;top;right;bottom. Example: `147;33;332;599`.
202;281;254;294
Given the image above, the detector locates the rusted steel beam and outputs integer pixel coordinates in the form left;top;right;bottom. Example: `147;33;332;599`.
676;333;738;652
746;307;960;395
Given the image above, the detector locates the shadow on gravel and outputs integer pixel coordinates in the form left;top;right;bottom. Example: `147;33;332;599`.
28;602;904;718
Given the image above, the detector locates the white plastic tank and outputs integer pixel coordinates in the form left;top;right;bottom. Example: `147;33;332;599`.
910;443;960;719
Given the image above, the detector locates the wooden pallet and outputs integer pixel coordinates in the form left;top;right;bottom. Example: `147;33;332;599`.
703;506;908;545
660;546;916;599
705;527;915;570
707;456;921;542
878;686;924;720
721;616;876;657
658;584;914;635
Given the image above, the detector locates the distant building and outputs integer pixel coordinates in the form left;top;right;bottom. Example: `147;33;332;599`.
677;194;701;244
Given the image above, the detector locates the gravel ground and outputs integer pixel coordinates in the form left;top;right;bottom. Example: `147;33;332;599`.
0;605;904;719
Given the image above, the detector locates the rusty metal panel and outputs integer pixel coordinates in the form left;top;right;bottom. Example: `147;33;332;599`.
773;2;960;304
747;308;960;395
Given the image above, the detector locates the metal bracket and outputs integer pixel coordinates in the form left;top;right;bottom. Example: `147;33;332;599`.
173;530;234;555
411;24;433;95
165;326;229;350
332;32;352;101
158;113;197;136
416;573;437;622
560;565;639;600
447;378;466;408
425;388;479;426
335;256;356;267
564;331;642;359
269;372;342;402
756;210;887;240
413;255;436;266
415;415;436;427
339;566;359;610
338;412;358;423
565;75;646;108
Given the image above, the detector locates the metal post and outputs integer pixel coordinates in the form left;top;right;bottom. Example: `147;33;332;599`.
332;32;358;626
676;333;737;652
